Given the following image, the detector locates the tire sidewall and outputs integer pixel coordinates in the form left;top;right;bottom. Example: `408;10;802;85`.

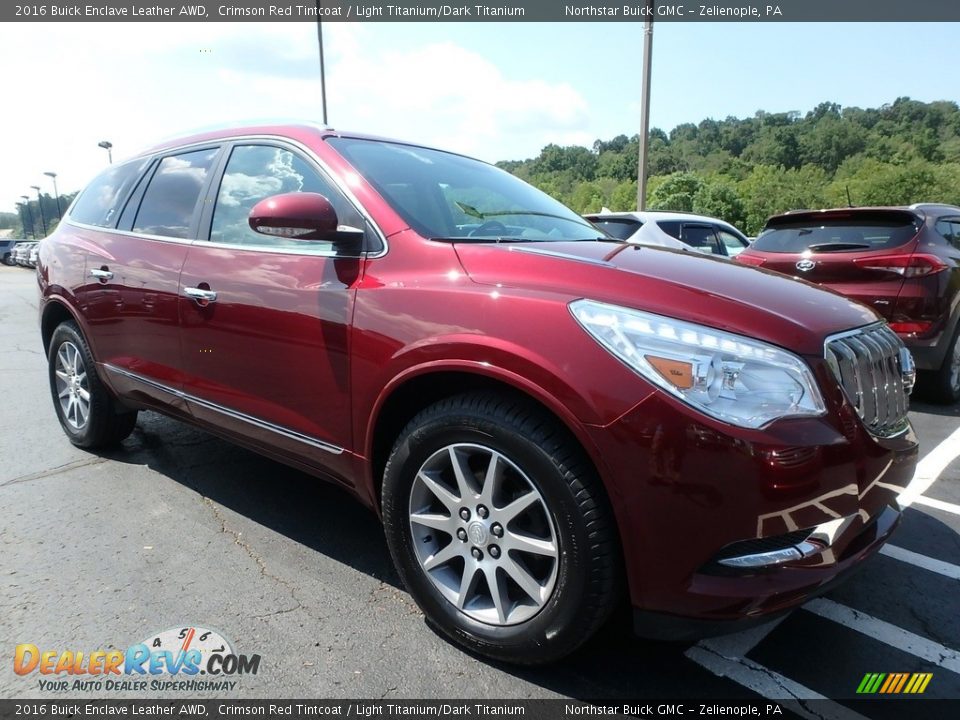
383;406;596;660
943;324;960;402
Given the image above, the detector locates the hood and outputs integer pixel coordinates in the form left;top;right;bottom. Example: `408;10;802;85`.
453;241;879;357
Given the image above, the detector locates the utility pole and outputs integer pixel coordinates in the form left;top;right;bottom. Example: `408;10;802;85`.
316;1;328;124
636;2;655;210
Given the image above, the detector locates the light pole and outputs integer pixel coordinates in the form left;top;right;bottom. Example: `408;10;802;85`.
20;195;34;239
16;202;31;239
44;171;62;221
30;185;47;237
636;1;655;210
98;140;113;164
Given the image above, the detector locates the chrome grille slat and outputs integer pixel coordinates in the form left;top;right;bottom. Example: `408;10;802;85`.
861;333;891;429
847;336;879;426
825;324;911;438
877;330;904;421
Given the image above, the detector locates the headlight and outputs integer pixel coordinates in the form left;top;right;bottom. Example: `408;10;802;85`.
570;299;826;429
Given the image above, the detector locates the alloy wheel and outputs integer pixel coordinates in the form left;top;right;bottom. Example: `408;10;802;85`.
54;341;90;430
408;443;559;626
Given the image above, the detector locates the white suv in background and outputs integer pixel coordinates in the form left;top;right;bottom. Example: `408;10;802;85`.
585;209;751;257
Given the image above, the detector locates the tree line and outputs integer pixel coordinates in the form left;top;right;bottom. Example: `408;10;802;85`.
497;97;960;234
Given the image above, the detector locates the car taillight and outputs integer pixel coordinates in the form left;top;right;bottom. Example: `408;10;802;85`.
889;321;933;335
853;253;948;277
734;254;765;267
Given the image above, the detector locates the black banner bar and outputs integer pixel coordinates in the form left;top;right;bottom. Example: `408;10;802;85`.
4;0;960;23
3;700;960;720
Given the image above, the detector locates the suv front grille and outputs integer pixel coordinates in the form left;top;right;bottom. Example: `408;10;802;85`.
825;323;912;438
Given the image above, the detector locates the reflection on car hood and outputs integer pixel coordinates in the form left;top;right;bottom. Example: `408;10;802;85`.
453;241;879;356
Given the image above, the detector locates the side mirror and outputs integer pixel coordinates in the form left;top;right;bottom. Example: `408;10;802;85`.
248;192;364;249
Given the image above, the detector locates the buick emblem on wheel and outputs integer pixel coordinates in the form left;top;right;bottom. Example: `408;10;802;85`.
796;258;816;272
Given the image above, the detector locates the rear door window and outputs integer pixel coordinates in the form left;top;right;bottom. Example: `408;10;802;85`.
132;148;220;239
69;158;150;228
754;217;920;253
680;224;721;254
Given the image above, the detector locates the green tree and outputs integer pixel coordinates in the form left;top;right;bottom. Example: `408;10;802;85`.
693;180;746;228
648;173;705;212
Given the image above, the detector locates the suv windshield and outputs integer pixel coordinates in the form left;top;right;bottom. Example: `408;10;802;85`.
327;137;601;241
754;215;920;253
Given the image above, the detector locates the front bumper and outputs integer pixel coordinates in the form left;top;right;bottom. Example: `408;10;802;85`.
584;389;918;639
631;504;901;641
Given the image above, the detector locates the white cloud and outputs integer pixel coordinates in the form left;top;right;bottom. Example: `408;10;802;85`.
0;22;592;214
323;39;591;161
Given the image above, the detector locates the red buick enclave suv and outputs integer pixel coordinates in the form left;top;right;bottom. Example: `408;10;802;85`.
736;206;960;403
39;124;918;664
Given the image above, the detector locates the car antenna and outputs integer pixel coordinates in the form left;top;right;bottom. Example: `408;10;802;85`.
845;185;854;208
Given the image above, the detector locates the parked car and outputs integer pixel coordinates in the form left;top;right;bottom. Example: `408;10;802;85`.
39;124;917;664
27;243;39;268
584;209;751;257
1;239;22;265
736;205;960;403
14;242;34;266
22;242;37;266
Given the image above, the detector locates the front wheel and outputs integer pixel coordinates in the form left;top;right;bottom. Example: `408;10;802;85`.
48;321;138;448
382;393;620;664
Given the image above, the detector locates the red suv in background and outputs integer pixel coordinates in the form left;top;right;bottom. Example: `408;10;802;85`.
39;124;918;663
736;206;960;402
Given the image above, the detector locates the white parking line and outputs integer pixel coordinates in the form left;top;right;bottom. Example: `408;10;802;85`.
804;598;960;674
686;419;960;707
913;494;960;516
898;425;960;508
685;646;871;720
880;543;960;581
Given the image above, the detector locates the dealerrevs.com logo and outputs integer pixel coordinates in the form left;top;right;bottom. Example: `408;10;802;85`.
14;626;261;692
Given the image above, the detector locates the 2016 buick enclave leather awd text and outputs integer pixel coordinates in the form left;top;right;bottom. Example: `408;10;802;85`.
38;124;918;664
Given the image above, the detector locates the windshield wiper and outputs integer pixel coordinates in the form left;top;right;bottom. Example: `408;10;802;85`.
454;201;591;225
807;242;871;251
431;236;544;244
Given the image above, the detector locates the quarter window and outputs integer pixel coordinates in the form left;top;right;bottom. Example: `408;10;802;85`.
70;158;150;228
209;144;362;249
132;148;219;239
936;218;960;249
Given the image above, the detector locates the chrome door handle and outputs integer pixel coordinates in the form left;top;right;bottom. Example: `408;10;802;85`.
89;268;113;281
183;287;218;303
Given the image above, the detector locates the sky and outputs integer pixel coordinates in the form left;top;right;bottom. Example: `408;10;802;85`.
1;20;959;214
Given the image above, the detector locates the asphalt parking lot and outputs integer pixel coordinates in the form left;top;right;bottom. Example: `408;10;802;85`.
1;263;959;717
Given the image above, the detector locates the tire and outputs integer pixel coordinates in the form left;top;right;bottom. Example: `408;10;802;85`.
47;321;138;448
921;323;960;405
382;392;620;664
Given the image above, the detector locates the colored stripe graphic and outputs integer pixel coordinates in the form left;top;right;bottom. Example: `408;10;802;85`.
857;672;932;694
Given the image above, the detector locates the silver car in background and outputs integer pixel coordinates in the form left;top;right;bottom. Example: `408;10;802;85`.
585;209;751;258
